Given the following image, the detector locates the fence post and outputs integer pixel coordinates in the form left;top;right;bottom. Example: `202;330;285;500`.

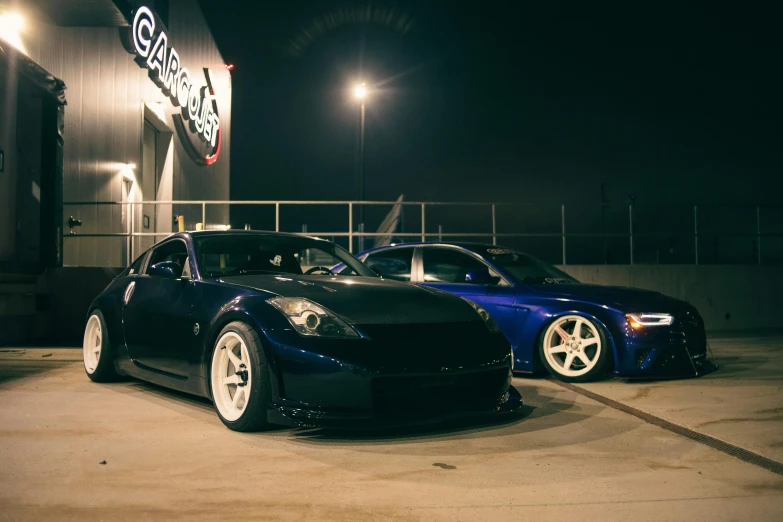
694;205;699;265
348;202;353;253
358;223;365;252
561;204;566;265
438;225;443;242
275;203;280;232
629;203;634;265
491;204;497;245
757;205;762;264
421;203;426;242
201;202;206;231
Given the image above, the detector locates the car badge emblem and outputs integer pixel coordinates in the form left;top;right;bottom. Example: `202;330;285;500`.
193;323;200;336
270;255;282;267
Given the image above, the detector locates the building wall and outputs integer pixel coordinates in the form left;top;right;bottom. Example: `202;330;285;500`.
0;58;19;263
558;264;783;332
22;0;231;267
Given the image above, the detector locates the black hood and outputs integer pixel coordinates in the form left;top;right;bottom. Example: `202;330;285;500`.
219;275;480;325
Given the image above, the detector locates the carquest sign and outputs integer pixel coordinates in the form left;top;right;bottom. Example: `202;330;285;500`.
122;5;221;165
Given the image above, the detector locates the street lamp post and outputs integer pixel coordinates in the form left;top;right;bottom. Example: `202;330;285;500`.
353;83;368;250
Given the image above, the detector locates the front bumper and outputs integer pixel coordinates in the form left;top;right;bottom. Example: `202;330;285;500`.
269;384;523;429
261;323;521;428
615;310;718;378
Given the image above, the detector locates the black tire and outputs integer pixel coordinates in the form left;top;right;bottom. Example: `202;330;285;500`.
538;315;612;383
209;321;272;432
82;309;121;382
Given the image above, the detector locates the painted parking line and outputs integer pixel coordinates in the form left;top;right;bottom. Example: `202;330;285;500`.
551;379;783;476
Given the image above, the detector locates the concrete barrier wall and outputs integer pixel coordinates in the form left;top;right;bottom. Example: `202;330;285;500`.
558;265;783;332
44;265;781;344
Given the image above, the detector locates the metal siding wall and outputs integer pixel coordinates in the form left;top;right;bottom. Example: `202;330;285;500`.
22;0;231;267
167;0;232;228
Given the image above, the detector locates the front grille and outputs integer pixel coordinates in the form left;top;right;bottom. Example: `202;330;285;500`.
372;367;509;415
357;321;487;344
636;348;654;368
355;321;507;372
679;311;706;360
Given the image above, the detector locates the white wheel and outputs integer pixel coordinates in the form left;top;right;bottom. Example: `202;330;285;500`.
83;314;102;374
211;331;253;422
82;310;119;382
541;315;608;381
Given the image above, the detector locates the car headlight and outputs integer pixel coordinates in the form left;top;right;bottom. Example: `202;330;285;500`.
267;297;359;338
625;313;674;329
461;297;500;333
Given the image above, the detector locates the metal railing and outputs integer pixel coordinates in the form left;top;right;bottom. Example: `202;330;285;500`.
62;200;783;267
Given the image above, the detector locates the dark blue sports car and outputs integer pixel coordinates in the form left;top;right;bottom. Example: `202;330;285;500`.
82;232;520;431
337;242;716;382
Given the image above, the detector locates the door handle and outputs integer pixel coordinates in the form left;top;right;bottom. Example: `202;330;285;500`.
124;281;136;305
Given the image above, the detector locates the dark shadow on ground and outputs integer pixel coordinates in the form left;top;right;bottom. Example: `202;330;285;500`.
0;360;74;385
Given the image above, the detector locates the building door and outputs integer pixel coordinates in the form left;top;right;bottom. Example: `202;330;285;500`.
0;64;59;274
121;178;132;265
137;120;159;255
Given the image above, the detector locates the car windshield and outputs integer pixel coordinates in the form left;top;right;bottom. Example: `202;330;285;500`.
194;234;377;278
478;247;578;284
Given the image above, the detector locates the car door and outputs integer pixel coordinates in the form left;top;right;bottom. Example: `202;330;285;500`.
361;247;416;282
416;246;518;345
122;238;200;378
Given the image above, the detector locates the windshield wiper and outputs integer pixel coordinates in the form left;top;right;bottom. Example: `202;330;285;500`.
218;268;284;277
522;276;576;284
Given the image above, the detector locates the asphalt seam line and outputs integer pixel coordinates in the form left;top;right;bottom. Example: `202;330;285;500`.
550;379;783;477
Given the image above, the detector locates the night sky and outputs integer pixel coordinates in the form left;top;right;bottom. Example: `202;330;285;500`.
197;0;781;248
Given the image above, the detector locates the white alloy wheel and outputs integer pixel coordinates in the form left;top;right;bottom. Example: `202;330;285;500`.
83;314;103;374
542;315;602;378
211;331;253;422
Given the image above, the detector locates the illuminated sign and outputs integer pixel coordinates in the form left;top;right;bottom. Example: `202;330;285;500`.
122;5;221;165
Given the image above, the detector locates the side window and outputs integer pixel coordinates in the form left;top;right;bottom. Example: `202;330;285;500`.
127;252;148;275
146;240;188;278
422;248;491;284
363;248;414;282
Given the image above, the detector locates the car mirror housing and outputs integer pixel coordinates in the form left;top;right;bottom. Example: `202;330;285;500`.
465;269;501;285
148;261;182;279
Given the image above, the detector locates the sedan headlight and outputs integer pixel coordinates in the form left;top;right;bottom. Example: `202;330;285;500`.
625;313;674;329
267;297;359;338
461;297;500;333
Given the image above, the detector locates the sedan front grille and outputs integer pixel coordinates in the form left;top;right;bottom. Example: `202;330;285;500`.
679;311;706;359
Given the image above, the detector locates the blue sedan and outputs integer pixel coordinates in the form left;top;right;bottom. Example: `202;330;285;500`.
338;242;716;382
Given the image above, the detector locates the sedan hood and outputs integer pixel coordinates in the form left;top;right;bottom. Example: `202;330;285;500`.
219;275;480;325
529;283;691;312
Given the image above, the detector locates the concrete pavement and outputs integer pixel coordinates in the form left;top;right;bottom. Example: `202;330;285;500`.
0;337;782;521
576;334;783;463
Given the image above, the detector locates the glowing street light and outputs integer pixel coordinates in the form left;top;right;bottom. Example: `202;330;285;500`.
0;11;25;53
352;83;369;246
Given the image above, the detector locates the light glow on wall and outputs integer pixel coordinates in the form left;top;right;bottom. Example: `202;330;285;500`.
117;163;136;183
0;11;25;53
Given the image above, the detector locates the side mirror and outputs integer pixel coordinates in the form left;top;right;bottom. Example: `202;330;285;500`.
148;261;182;279
465;269;501;285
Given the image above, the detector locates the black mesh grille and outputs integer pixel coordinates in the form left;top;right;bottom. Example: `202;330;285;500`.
357;321;487;343
636;348;654;368
679;311;707;359
372;368;509;415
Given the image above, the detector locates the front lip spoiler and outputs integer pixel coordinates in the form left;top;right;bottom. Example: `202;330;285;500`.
618;357;719;381
268;386;524;430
